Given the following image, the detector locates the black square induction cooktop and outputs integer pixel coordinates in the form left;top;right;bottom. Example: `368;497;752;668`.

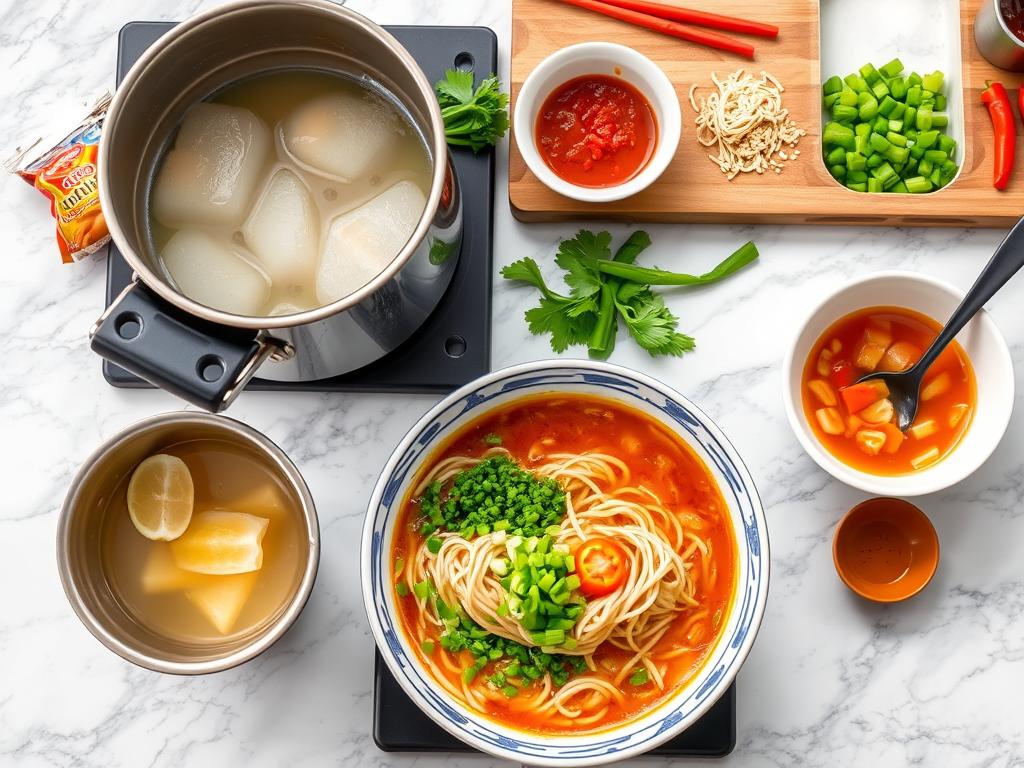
373;651;736;757
103;21;494;394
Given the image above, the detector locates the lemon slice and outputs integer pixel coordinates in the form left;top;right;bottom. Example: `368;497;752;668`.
127;454;194;541
170;510;269;575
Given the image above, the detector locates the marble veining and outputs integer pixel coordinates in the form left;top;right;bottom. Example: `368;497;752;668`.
0;0;1022;766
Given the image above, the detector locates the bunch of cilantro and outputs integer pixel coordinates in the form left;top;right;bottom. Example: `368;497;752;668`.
435;70;508;153
501;230;758;358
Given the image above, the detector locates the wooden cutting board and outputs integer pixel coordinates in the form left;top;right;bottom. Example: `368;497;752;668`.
509;0;1024;227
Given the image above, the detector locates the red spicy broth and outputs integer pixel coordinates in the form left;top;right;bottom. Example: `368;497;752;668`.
390;394;736;734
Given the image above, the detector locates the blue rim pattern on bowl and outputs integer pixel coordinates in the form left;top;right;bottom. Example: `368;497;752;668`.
362;361;769;765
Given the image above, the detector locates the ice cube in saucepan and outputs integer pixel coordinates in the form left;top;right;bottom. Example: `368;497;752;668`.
279;91;402;183
267;302;303;317
152;103;270;228
161;230;271;316
316;180;426;305
241;167;319;285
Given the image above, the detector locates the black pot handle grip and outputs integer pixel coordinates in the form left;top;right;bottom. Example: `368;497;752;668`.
90;281;286;412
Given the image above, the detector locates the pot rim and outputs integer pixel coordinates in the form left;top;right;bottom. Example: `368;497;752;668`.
56;411;321;674
98;0;448;331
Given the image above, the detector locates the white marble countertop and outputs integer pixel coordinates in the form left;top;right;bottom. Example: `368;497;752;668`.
2;0;1023;766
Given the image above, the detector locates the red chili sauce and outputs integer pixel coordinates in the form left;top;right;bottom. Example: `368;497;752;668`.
535;74;657;188
1000;0;1024;42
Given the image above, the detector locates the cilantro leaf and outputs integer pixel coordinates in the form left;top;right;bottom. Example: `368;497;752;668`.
435;70;509;153
435;68;475;104
524;297;596;352
501;230;753;359
554;230;610;298
501;257;568;301
616;291;696;358
564;296;600;317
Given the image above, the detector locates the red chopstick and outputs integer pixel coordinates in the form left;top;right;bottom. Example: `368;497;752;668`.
589;0;778;39
555;0;755;59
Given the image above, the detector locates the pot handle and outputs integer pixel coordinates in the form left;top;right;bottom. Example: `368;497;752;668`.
90;280;291;412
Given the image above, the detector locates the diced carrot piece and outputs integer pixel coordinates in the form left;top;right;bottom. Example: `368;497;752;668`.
911;447;941;470
845;414;865;438
855;429;887;456
878;422;905;454
908;420;938;439
948;403;970;428
815;407;844;435
921;372;951;402
878;341;922;373
808;379;837;406
840;381;889;413
855;341;888;371
816;347;834;377
858;398;895;425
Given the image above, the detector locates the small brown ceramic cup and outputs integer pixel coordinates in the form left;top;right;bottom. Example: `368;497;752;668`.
833;497;939;603
57;412;319;674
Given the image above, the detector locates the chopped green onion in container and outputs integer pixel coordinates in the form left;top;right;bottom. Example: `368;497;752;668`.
821;59;958;194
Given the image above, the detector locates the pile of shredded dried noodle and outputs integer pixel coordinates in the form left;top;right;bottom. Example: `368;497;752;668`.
688;69;805;180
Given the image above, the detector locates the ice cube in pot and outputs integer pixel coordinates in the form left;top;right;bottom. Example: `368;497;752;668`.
160;229;271;316
316;180;426;305
242;167;319;285
152;103;270;229
280;91;402;183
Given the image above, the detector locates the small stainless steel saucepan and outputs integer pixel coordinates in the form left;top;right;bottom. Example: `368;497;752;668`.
57;412;320;674
92;0;462;412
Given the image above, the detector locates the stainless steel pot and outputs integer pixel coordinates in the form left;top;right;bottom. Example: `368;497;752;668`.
92;0;462;411
976;0;1024;71
57;412;320;674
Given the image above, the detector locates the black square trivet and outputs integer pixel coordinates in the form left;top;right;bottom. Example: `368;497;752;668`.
103;22;494;393
373;651;736;757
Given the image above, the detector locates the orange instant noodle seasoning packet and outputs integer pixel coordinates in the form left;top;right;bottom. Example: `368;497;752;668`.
7;94;111;263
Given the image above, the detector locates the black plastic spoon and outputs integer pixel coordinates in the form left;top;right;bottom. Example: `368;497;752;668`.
857;217;1024;432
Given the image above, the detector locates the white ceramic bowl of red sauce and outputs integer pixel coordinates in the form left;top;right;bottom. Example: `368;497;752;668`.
782;271;1014;496
514;42;681;203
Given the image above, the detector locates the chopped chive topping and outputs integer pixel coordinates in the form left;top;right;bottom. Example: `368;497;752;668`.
413;579;433;600
395;582;410;598
483;433;503;445
629;668;649;686
426;536;443;555
436;598;587;688
419;455;566;539
393;557;405;577
421;640;435;655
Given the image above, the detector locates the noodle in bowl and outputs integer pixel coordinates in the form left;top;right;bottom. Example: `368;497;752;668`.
361;361;769;765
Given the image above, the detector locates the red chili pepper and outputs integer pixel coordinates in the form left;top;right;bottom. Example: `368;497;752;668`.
981;81;1015;191
829;359;856;390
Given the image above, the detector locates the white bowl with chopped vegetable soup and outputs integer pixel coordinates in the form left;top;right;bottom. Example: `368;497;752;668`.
783;271;1014;496
361;361;769;764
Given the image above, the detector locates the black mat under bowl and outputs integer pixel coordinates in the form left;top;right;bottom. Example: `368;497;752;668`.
373;651;736;757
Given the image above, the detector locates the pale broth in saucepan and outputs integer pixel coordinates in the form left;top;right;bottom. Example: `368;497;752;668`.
149;69;432;317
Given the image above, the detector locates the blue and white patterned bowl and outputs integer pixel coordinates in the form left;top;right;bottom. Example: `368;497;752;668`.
361;360;769;765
